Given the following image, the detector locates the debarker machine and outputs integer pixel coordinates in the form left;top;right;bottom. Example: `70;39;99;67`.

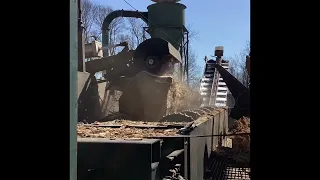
75;0;250;180
78;0;190;123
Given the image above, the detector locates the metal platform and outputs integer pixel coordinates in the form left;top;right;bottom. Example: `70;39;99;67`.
205;150;250;180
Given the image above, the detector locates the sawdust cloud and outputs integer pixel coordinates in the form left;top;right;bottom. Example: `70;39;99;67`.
166;78;201;114
104;76;202;117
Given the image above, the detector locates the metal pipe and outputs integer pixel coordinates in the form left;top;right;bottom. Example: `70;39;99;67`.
186;32;189;85
184;138;189;179
179;35;184;81
101;10;148;57
183;40;187;81
216;56;222;64
70;0;78;180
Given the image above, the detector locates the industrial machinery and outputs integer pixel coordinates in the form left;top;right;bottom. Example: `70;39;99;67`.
199;47;250;119
75;0;250;179
78;0;190;123
78;108;230;180
200;47;231;108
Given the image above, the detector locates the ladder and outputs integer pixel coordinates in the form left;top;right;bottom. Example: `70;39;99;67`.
200;60;216;107
200;60;229;107
211;62;229;107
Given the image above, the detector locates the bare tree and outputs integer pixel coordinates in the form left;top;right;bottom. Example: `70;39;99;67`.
183;24;201;90
81;0;97;43
118;34;134;50
126;18;148;49
228;60;237;77
187;48;202;90
186;24;199;42
89;4;126;55
228;41;250;87
91;4;113;40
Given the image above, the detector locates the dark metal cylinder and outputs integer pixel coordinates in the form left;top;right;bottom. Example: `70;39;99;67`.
147;3;186;49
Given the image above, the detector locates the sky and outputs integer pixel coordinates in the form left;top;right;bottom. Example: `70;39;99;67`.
94;0;250;69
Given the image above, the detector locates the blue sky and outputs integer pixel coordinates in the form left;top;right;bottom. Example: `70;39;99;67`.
94;0;250;69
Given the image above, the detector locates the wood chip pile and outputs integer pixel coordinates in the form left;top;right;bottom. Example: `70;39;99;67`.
77;120;187;138
229;117;250;150
93;120;188;126
213;117;250;165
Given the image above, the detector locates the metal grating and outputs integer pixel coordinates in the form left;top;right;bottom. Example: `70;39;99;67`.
224;167;250;180
205;154;250;180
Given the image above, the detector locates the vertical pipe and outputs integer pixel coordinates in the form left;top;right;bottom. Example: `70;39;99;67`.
101;29;109;79
183;44;187;81
184;138;188;179
186;32;189;85
179;35;184;81
70;0;78;180
102;30;109;57
216;56;222;64
77;0;86;72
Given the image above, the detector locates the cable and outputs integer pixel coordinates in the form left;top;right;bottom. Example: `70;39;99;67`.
152;132;250;138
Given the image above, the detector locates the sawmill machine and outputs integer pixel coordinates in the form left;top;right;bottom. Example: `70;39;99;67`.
76;1;231;180
75;0;250;179
78;0;190;123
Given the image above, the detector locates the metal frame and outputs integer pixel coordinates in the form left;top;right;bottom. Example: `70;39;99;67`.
70;0;78;180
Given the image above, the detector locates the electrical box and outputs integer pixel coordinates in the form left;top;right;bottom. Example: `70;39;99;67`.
85;40;103;58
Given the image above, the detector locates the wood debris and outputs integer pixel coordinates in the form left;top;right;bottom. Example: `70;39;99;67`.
229;117;250;150
77;124;179;138
167;79;201;114
213;117;250;165
92;119;188;126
